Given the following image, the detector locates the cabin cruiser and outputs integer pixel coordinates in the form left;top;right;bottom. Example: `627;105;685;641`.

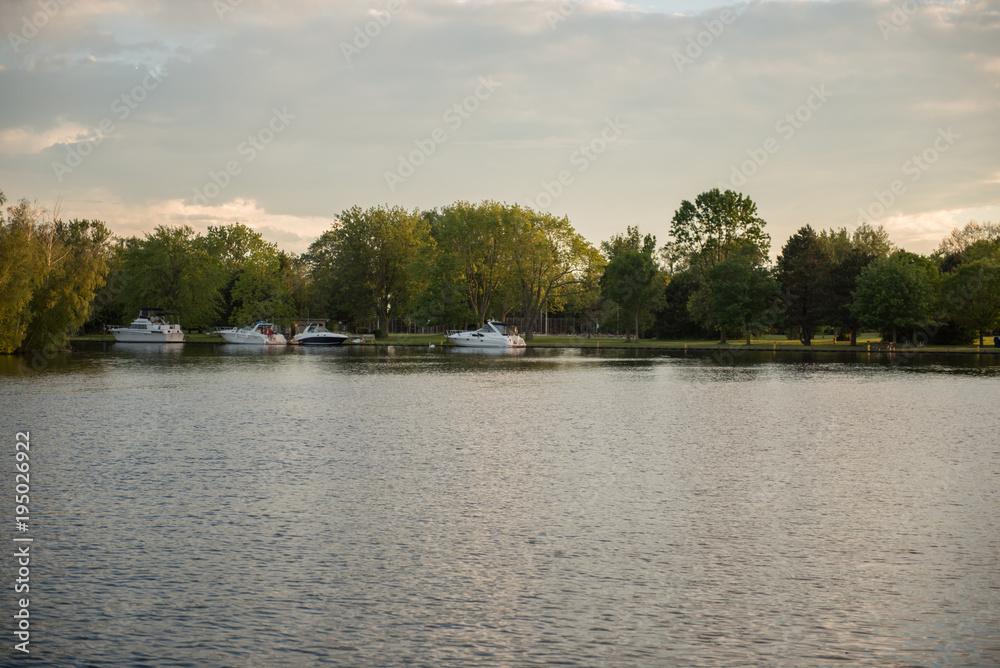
216;322;287;345
446;320;526;348
109;309;184;343
293;323;349;346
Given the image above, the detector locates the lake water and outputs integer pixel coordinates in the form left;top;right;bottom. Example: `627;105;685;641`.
1;344;998;667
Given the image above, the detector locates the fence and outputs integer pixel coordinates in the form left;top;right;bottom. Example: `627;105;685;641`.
382;317;600;337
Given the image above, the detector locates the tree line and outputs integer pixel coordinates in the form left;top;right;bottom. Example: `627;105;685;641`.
2;187;998;354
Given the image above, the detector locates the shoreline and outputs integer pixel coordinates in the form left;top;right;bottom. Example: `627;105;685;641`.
67;337;1000;356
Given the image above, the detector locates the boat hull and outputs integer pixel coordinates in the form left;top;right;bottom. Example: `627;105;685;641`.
294;334;348;346
111;329;184;343
218;332;287;345
447;334;525;348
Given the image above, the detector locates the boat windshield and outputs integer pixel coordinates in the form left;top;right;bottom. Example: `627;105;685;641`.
477;324;495;334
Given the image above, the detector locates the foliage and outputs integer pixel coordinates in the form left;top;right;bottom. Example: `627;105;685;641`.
776;225;832;345
599;232;661;339
666;189;770;271
934;220;1000;272
819;223;893;345
689;243;778;345
941;259;1000;346
851;251;939;343
651;271;713;340
118;225;226;330
511;209;604;339
0;194;112;353
431;201;516;326
309;205;432;333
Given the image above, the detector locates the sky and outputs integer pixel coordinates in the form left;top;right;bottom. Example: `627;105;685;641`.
1;0;997;256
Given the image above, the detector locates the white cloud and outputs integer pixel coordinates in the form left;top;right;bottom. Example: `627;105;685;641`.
0;0;997;256
0;121;94;154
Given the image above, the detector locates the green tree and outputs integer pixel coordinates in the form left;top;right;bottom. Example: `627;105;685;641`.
599;227;660;339
666;189;771;270
941;259;1000;347
776;225;832;346
652;270;713;340
313;205;432;335
820;223;893;345
203;223;282;323
228;257;298;326
851;251;939;344
690;243;778;345
934;220;1000;272
0;194;112;353
118;226;226;330
432;201;516;326
511;208;603;340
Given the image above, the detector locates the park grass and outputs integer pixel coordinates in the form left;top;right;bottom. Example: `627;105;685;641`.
70;330;997;354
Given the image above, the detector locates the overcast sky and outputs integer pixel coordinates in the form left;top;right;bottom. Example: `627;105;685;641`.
1;0;997;255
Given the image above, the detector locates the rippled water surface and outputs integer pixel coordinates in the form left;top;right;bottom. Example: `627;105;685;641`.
1;344;998;666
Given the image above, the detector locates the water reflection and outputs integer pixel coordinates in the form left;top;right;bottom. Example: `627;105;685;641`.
1;344;998;666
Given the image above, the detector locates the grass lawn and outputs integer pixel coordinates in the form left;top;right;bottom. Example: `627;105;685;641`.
70;331;998;353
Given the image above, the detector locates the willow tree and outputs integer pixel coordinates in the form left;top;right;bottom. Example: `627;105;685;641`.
0;193;112;353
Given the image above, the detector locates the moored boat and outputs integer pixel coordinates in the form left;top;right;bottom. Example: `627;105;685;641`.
293;323;349;346
446;321;526;348
216;322;287;345
109;309;185;343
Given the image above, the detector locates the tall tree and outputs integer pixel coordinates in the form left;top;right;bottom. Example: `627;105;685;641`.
118;226;226;330
934;220;1000;271
690;243;777;345
0;194;112;353
820;223;893;345
313;205;432;335
941;259;1000;347
667;189;770;271
599;227;661;339
777;225;831;346
512;209;603;339
433;201;516;326
851;251;939;344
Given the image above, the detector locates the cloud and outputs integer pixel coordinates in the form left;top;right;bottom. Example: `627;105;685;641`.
0;0;997;256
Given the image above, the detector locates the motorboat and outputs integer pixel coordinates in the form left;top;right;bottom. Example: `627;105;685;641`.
293;323;349;346
215;321;287;345
109;309;184;343
446;320;526;348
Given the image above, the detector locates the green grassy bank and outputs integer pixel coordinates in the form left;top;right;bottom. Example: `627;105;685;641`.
70;331;1000;354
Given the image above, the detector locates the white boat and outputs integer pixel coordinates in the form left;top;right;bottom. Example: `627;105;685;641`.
216;321;287;345
446;320;526;348
109;309;184;343
293;323;349;346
